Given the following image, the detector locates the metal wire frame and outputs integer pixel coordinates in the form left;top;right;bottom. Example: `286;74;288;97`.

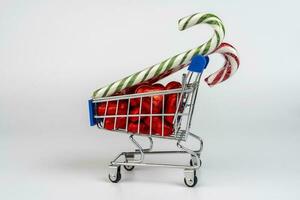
92;72;201;141
110;132;203;170
93;71;204;186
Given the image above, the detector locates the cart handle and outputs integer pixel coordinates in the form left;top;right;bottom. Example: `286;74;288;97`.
188;55;209;73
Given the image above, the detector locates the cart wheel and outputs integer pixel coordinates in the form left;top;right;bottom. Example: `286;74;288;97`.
184;175;198;187
108;166;121;183
190;158;202;167
124;165;135;171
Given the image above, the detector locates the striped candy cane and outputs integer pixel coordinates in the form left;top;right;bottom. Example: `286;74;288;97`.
205;43;240;86
93;13;225;99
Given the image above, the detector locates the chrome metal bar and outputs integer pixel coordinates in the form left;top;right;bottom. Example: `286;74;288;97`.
188;132;204;154
143;137;153;152
96;127;180;140
113;99;119;130
162;94;165;137
129;135;144;163
122;150;190;155
95;113;189;118
188;74;202;130
113;162;192;169
111;152;125;163
125;98;130;132
103;101;109;127
131;136;153;154
173;73;188;132
185;73;198;139
150;96;153;136
92;88;193;102
177;140;200;170
138;97;142;135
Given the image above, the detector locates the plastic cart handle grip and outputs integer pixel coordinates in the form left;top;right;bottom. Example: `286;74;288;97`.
188;55;209;73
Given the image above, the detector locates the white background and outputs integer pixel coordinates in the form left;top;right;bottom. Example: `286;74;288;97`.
1;0;300;200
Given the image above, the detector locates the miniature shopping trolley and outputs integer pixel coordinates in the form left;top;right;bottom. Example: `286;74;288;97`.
88;12;239;187
89;55;208;187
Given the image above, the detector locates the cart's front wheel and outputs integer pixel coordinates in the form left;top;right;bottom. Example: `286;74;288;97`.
184;175;198;187
124;165;135;171
108;166;121;183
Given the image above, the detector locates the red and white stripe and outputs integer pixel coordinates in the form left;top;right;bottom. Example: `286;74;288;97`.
205;43;240;86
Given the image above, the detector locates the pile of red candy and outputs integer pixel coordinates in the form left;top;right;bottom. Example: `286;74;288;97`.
96;81;182;136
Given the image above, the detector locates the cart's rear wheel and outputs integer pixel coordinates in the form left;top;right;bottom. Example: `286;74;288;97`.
124;165;135;171
184;175;198;187
108;166;121;183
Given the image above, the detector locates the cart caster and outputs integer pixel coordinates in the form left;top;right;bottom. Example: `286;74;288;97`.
184;169;198;187
184;175;198;187
190;157;202;167
108;165;121;183
190;154;202;167
124;165;135;171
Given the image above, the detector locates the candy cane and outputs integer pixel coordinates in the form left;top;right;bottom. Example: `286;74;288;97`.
93;13;225;99
205;43;240;86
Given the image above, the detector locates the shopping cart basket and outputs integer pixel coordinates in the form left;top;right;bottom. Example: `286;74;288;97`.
89;55;208;187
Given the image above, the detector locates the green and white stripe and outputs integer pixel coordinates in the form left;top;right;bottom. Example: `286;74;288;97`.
93;13;225;99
